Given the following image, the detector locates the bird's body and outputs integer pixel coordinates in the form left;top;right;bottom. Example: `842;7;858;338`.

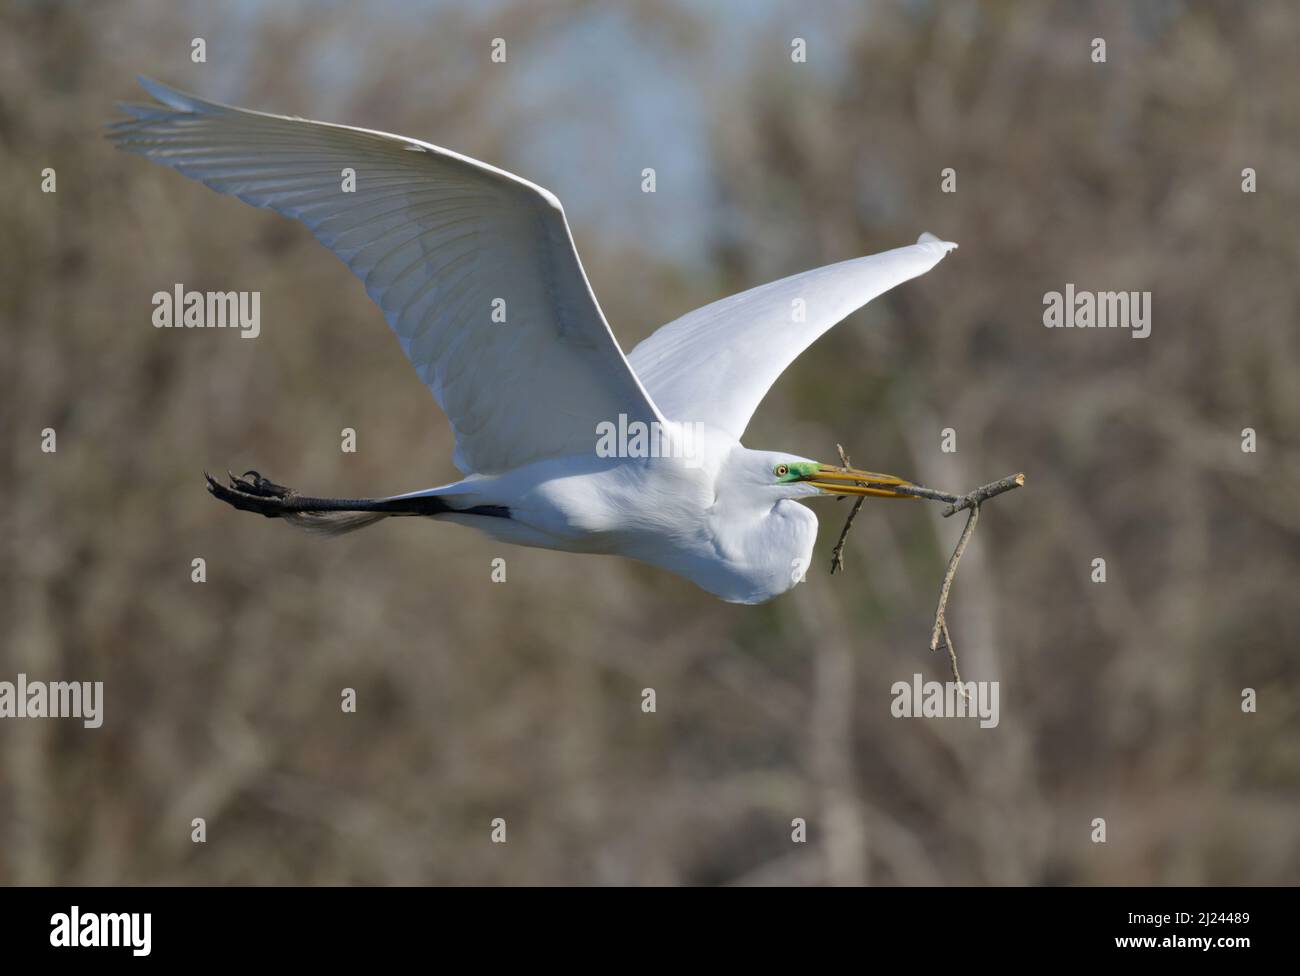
408;434;819;603
111;78;957;604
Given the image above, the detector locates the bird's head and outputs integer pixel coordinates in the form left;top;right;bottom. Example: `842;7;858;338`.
687;448;920;603
739;451;919;502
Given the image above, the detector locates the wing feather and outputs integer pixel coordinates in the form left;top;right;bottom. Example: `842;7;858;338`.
627;235;956;440
110;78;663;475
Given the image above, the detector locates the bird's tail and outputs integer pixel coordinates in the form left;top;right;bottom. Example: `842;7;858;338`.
281;511;392;536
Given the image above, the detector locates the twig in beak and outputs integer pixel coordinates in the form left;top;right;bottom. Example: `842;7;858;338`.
939;473;1025;517
828;444;865;575
938;618;967;698
930;504;979;682
826;448;1025;686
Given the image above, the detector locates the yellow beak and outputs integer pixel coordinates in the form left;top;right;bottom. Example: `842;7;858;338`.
803;464;920;499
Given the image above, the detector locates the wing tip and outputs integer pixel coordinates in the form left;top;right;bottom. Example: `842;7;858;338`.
917;231;958;253
136;75;183;107
107;77;194;134
134;75;225;116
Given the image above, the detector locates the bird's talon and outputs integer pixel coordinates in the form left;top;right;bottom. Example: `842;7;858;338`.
205;467;298;517
225;469;290;498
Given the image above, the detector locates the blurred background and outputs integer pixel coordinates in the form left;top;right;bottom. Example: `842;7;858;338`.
2;0;1298;885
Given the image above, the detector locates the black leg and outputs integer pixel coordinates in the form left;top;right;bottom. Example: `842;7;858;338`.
204;470;512;520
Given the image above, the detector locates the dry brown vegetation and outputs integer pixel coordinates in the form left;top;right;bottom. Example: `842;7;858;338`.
1;0;1297;884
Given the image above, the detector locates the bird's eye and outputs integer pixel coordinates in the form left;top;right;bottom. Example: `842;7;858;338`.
774;464;789;478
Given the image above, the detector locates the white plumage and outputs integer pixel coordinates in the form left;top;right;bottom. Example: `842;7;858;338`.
111;78;957;604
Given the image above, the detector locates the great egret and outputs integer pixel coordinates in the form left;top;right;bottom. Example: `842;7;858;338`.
111;78;957;604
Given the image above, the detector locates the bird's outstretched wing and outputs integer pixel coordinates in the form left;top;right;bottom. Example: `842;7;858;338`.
109;77;663;475
627;235;956;440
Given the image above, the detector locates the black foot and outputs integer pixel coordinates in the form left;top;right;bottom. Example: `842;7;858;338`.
205;469;297;518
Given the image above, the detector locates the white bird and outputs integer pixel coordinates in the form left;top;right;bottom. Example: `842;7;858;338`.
110;78;957;604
